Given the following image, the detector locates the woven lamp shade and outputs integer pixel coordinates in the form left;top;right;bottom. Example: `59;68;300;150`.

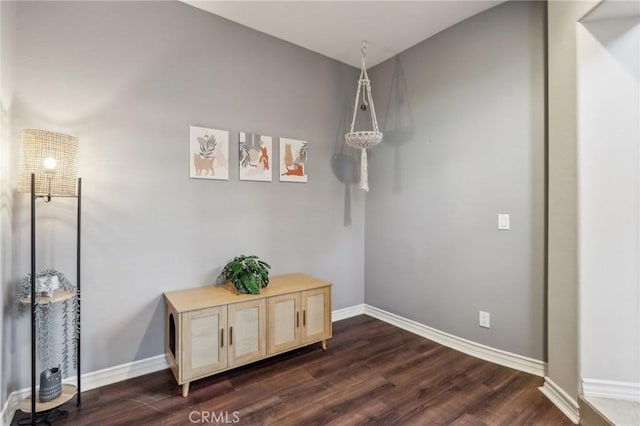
17;129;78;196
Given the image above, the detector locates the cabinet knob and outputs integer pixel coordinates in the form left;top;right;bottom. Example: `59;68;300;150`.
303;310;306;326
229;326;233;345
220;328;224;348
296;311;299;328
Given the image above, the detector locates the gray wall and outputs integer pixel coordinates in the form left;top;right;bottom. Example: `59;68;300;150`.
1;0;17;406
365;1;546;360
7;0;363;390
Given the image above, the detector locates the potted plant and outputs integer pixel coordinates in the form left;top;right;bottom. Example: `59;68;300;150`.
17;269;78;390
221;255;271;295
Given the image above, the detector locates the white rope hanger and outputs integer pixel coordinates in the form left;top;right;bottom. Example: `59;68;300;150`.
344;40;383;192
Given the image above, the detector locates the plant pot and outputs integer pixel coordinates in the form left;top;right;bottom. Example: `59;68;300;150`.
39;367;62;402
37;275;59;298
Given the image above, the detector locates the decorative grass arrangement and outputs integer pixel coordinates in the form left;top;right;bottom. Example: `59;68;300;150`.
221;255;271;295
17;269;78;376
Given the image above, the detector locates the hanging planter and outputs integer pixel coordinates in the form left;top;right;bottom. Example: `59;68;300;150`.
345;40;383;192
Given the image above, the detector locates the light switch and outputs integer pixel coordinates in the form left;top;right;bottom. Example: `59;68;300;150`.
498;214;510;230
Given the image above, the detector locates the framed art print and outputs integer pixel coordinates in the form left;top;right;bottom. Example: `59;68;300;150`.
279;137;308;183
190;126;229;180
239;132;273;182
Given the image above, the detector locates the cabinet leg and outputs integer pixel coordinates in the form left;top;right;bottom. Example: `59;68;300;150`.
322;340;327;351
182;382;190;397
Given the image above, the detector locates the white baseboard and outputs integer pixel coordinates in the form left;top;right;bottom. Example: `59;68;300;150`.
1;304;365;426
1;391;18;426
3;303;548;425
1;354;170;426
539;377;580;424
583;378;640;402
363;304;546;377
332;304;365;321
79;354;169;392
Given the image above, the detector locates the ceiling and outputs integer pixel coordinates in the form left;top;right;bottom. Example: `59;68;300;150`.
181;1;504;69
581;0;640;22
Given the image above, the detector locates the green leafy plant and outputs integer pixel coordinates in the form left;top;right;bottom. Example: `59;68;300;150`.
221;255;271;295
239;142;251;168
17;269;78;375
198;134;217;159
297;142;308;163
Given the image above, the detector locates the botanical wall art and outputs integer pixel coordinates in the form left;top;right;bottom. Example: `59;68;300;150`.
189;126;229;180
239;132;273;182
279;137;308;183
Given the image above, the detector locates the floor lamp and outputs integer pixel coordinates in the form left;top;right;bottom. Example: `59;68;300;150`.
17;129;81;425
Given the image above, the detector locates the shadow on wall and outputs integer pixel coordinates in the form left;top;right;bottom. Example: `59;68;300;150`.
382;55;415;194
582;18;640;82
134;297;165;364
1;29;16;400
331;103;359;227
2;278;22;401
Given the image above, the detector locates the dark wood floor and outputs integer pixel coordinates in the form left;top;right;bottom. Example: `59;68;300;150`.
13;315;571;426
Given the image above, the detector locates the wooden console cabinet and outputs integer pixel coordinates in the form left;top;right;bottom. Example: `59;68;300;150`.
164;273;332;397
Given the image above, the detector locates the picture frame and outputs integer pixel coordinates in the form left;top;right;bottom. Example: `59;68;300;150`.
239;132;273;182
279;137;308;183
189;126;229;180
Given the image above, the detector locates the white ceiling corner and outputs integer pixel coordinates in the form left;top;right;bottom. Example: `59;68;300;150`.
180;1;505;68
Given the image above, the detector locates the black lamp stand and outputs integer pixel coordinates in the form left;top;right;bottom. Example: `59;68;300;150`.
21;173;82;425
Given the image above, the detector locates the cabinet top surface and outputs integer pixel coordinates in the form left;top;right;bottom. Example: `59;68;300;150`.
164;273;331;312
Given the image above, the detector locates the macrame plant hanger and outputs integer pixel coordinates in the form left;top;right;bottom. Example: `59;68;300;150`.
345;40;383;192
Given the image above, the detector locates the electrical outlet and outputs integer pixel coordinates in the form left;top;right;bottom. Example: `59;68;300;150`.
479;311;490;328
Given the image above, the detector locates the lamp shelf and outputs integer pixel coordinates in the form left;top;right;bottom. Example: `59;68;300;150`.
20;290;75;306
19;384;77;413
18;130;82;424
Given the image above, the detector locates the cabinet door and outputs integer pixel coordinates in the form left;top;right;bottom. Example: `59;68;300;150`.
181;306;227;381
268;293;302;355
228;299;266;367
302;287;332;344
